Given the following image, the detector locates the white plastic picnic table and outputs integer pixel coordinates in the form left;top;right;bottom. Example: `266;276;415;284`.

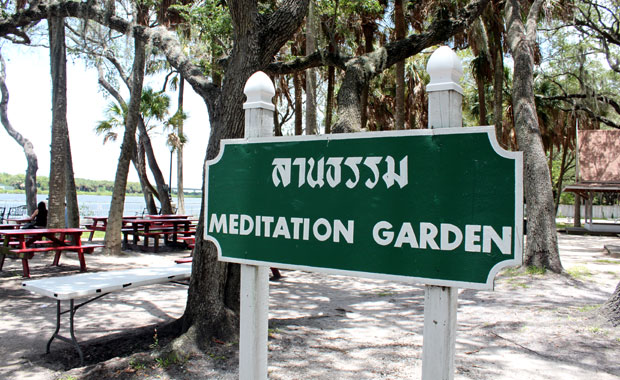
22;263;192;365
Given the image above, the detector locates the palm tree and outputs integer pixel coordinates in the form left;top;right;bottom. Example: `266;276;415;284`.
96;87;176;214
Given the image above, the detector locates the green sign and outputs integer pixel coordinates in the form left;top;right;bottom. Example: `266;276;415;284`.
205;127;523;289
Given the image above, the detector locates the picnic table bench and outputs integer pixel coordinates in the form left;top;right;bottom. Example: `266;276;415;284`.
22;263;192;365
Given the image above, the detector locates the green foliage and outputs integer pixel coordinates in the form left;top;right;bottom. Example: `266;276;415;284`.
169;0;232;74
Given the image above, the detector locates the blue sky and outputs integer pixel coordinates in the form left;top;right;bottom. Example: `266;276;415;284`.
1;43;210;189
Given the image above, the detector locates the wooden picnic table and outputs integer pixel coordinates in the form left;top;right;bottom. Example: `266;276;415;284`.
122;218;196;252
0;228;102;277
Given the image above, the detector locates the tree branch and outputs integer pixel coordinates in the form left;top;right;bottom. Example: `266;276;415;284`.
526;0;545;41
0;1;219;109
265;50;348;75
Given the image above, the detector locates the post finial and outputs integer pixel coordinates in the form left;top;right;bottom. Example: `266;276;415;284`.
244;71;275;111
426;46;463;94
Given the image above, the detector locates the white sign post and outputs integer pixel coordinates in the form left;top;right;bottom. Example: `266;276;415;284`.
239;71;274;380
422;45;463;380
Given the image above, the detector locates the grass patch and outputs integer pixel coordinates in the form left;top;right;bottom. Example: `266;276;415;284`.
376;290;397;297
129;359;147;370
500;267;526;278
155;352;183;369
576;304;600;313
525;266;546;275
504;276;529;288
268;328;279;339
595;259;619;265
208;352;228;361
567;265;592;279
588;326;608;335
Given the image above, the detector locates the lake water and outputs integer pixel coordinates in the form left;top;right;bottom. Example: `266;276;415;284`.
0;193;203;217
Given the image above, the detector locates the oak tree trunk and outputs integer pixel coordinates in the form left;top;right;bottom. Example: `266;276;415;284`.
505;0;562;272
179;0;310;344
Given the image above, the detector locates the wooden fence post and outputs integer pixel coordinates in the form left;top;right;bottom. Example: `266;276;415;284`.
422;46;463;380
239;71;274;380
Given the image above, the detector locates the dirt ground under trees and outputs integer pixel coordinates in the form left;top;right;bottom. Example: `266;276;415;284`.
0;233;619;380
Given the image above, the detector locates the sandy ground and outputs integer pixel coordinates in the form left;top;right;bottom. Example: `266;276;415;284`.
0;233;619;380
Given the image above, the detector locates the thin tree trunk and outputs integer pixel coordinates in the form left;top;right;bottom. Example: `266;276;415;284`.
305;0;318;135
574;194;581;227
505;0;562;272
477;74;487;125
48;16;68;228
360;20;375;130
325;66;334;134
394;0;406;130
65;138;80;227
492;26;504;145
136;133;158;214
176;75;185;215
137;116;173;214
0;51;38;215
294;70;303;135
104;36;146;254
554;138;569;216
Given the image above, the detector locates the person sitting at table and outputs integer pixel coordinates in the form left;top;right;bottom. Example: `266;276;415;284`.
22;201;47;229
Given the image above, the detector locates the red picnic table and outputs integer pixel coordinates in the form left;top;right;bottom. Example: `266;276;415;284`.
0;228;102;277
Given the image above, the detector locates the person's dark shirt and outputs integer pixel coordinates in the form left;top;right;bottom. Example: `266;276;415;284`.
34;209;47;227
